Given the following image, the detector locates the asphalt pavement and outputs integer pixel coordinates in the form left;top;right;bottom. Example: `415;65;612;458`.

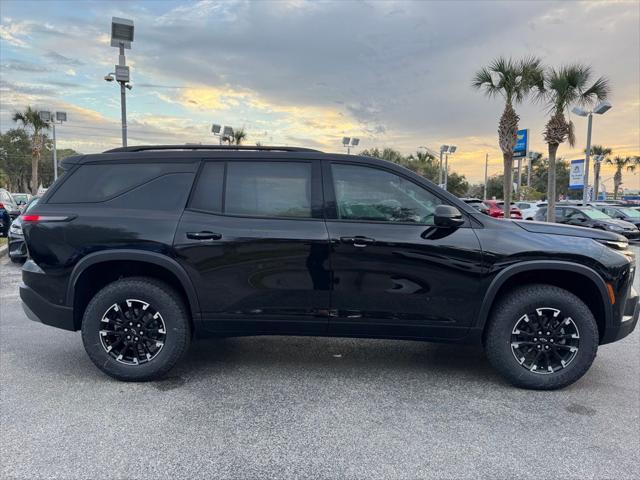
1;249;639;479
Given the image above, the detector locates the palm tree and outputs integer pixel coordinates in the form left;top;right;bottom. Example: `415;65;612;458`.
542;65;609;221
586;145;611;201
12;106;49;195
472;56;544;217
233;128;247;146
606;156;636;199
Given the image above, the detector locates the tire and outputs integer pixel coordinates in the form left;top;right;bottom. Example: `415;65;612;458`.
81;277;191;381
485;284;598;390
9;255;24;264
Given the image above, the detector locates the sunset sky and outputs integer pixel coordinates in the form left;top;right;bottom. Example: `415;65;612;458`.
1;0;638;187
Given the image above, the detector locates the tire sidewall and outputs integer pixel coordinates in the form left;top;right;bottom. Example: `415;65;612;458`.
81;279;189;381
486;285;598;390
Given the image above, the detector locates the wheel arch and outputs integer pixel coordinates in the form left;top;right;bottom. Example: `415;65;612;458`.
67;250;200;330
477;261;612;341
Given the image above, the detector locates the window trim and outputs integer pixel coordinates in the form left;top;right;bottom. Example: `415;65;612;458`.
185;158;323;221
322;160;470;227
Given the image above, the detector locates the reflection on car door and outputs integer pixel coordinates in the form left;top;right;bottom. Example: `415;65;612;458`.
323;161;484;340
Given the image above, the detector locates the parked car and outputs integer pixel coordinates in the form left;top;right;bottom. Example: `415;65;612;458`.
516;201;546;220
592;205;640;231
0;188;20;236
8;196;39;263
20;145;638;390
460;198;489;215
12;193;31;211
534;205;640;240
484;200;522;219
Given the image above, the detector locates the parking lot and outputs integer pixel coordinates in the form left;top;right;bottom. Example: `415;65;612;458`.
1;249;639;480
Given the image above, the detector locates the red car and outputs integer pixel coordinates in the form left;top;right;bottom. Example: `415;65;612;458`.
484;200;522;219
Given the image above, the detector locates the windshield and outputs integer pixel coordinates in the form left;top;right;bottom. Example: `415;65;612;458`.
619;207;640;218
582;208;612;220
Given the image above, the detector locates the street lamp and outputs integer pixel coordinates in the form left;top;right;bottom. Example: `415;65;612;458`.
106;17;134;148
211;124;235;145
572;100;612;202
342;137;359;154
38;110;67;182
444;145;456;191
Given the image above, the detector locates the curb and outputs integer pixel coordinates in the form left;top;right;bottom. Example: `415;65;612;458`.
0;244;7;257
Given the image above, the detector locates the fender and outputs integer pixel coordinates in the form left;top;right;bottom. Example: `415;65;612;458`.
475;260;612;331
66;249;201;317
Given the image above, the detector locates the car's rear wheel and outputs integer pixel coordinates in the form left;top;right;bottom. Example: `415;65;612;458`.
81;277;191;381
485;284;598;390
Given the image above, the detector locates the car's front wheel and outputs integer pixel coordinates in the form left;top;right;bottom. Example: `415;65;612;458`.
81;277;191;381
485;284;598;390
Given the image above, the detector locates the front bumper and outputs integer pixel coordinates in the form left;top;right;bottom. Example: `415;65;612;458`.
8;234;27;259
605;285;639;343
20;284;75;331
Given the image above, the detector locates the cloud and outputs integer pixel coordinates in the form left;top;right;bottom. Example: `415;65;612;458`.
1;59;49;72
0;19;30;47
44;51;85;66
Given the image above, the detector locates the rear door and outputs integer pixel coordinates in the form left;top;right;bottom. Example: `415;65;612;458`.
322;160;483;340
173;158;331;335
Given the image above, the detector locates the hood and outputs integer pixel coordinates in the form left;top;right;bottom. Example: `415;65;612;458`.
595;218;638;230
514;220;625;241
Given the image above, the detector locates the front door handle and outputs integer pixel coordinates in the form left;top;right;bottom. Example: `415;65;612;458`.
187;231;222;240
340;236;375;247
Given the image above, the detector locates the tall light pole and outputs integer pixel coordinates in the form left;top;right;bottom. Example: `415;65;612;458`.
342;137;359;154
444;145;457;191
572;100;612;202
439;145;448;186
38;111;67;182
105;17;134;148
484;153;489;200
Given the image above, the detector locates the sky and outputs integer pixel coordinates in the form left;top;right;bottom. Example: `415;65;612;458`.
0;0;639;187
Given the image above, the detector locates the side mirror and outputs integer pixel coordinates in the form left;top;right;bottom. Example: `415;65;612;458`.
434;205;464;228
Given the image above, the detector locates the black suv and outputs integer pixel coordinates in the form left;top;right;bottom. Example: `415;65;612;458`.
20;145;639;389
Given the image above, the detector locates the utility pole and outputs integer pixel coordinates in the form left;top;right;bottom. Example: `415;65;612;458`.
582;113;593;202
119;43;128;147
483;153;489;200
444;153;449;190
439;149;444;186
106;17;134;148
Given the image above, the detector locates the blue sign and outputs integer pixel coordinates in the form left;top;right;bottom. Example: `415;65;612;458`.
513;129;528;158
569;159;584;190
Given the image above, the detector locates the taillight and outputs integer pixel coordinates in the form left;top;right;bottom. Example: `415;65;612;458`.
22;215;73;223
0;202;4;209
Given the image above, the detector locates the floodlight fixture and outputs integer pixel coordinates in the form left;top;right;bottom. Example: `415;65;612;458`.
104;73;115;82
38;111;52;122
571;106;589;117
342;137;351;146
211;124;221;134
440;145;449;152
55;111;67;122
448;145;457;154
593;100;612;115
223;126;234;137
111;17;134;49
350;138;360;147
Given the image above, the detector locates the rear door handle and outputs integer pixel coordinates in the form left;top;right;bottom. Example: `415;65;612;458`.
340;236;375;247
187;231;222;240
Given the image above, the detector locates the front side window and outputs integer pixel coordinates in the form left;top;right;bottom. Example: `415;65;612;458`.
225;162;311;218
331;163;442;224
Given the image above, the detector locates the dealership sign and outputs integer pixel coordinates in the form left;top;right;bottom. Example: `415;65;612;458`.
569;159;585;190
513;129;529;159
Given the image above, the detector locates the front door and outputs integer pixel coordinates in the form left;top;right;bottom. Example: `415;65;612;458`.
173;159;331;335
323;161;484;340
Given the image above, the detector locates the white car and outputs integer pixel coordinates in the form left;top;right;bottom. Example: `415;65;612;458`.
516;201;547;220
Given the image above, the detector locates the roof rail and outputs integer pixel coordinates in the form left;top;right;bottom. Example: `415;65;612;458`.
103;145;322;153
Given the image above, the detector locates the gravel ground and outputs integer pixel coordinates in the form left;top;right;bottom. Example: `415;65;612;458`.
1;249;639;480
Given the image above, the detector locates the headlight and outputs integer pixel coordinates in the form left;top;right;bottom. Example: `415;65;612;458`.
606;224;624;232
9;223;22;235
596;238;629;251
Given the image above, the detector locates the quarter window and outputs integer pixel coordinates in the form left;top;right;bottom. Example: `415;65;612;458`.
331;164;442;224
189;162;224;213
225;162;312;218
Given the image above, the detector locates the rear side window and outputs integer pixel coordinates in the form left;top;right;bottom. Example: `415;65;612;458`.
49;163;187;203
189;162;224;213
225;162;312;218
